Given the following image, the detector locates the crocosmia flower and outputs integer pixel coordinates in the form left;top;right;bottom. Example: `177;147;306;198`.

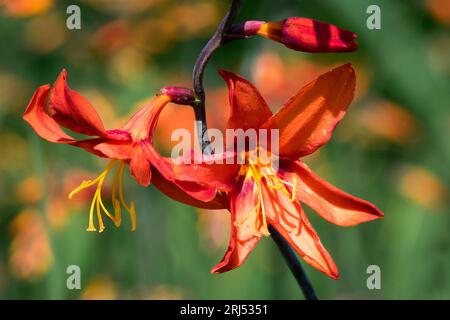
22;70;196;232
230;18;358;53
173;64;383;278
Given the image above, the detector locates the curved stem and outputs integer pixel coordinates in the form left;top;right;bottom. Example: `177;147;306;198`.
191;0;318;300
269;225;318;300
192;0;242;154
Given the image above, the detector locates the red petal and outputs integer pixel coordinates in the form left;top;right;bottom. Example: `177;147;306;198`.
172;151;239;192
23;85;76;143
263;184;339;279
285;161;384;226
129;143;152;187
258;18;358;53
120;95;171;140
152;169;227;210
211;177;261;273
219;69;272;130
49;69;107;137
281;18;358;52
261;64;355;159
94;141;134;160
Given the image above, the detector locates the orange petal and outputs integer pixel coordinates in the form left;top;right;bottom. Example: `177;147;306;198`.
285;161;384;226
49;69;107;137
264;184;339;279
23;85;76;143
219;69;272;130
172;151;239;192
152;169;227;210
261;64;355;159
129;144;152;187
211;177;261;273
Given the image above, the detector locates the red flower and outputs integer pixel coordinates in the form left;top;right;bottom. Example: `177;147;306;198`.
231;18;358;53
173;64;383;279
23;70;216;232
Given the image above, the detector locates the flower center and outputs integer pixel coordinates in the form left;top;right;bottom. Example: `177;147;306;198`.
68;160;136;232
236;155;297;237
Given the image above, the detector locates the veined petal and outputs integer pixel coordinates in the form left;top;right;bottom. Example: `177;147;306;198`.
129;143;152;187
211;177;261;273
23;85;76;143
285;161;384;226
172;151;239;192
49;69;108;137
145;145;220;203
258;18;358;53
120;94;171;141
152;169;227;209
219;69;272;130
261;64;355;159
264;184;339;279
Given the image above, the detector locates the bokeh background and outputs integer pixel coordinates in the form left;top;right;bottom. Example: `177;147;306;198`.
0;0;449;299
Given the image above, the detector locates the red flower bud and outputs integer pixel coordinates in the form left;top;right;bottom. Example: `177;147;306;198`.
257;17;358;53
160;86;196;105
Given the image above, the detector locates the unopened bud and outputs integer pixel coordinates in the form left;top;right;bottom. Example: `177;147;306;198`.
160;86;196;105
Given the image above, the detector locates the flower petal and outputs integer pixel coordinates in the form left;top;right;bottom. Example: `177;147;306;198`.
49;69;107;137
219;69;272;130
264;184;339;279
129;143;152;187
171;151;239;192
258;17;358;53
23;85;76;143
120;95;171;140
152;169;227;209
285;161;384;226
261;64;355;159
211;177;261;273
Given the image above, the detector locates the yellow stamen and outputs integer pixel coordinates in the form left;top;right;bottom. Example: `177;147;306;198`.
69;159;137;232
236;152;298;237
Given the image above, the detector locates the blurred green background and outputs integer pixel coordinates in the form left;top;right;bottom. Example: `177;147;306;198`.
0;0;449;299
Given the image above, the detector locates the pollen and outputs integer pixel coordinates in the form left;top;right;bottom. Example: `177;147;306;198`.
236;151;297;237
69;160;136;233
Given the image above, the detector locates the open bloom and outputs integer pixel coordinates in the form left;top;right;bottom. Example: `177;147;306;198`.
23;70;211;232
230;18;358;52
174;64;383;279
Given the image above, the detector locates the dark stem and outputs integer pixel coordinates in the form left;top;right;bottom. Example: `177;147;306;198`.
191;0;317;300
269;225;318;300
192;0;242;154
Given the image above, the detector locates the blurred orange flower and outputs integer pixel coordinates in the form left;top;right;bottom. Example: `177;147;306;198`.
82;276;118;300
358;100;421;145
397;165;448;210
9;209;52;280
2;0;53;17
146;284;184;300
15;176;43;205
25;13;67;53
426;0;450;26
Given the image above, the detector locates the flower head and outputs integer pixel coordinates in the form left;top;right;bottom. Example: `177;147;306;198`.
23;70;207;232
173;64;383;279
231;18;358;53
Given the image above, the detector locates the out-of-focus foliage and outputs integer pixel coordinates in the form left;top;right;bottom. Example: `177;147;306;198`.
0;0;449;299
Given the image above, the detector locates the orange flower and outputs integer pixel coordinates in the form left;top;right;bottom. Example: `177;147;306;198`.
9;209;52;279
174;65;383;279
2;0;53;17
23;71;216;232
